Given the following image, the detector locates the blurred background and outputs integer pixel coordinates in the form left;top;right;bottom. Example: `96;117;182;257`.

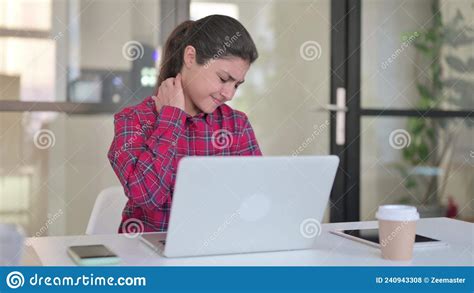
0;0;472;237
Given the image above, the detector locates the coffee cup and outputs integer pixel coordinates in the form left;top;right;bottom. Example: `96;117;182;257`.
0;223;25;266
376;205;419;261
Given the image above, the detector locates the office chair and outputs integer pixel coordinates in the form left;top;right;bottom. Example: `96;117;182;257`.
86;186;127;235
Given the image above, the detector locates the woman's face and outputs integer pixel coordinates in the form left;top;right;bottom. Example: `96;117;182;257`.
181;46;250;115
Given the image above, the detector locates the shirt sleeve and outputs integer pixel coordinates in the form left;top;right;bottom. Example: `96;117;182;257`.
237;116;263;156
108;106;186;211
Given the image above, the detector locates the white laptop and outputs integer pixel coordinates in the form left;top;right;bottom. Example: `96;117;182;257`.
140;156;339;258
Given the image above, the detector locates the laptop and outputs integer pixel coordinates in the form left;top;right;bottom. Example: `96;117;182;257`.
140;156;339;258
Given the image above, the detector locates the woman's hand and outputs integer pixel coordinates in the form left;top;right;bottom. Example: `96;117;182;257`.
152;73;185;112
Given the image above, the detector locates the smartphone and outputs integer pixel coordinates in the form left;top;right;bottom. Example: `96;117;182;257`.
67;244;121;266
331;229;448;249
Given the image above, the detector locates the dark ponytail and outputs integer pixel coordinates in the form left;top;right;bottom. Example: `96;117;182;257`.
156;20;194;90
155;15;258;94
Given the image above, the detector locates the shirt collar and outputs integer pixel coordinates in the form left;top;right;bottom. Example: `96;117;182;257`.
185;110;214;126
147;96;217;126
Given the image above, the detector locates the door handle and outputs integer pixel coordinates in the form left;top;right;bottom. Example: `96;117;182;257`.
312;87;346;145
313;104;348;112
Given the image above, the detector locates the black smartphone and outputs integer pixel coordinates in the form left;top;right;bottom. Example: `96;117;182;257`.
67;244;120;265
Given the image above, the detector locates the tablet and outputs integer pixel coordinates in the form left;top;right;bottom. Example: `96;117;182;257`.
331;229;448;249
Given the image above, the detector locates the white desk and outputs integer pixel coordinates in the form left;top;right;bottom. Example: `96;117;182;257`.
22;217;473;266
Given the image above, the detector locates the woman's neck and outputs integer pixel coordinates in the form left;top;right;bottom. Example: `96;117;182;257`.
184;94;201;116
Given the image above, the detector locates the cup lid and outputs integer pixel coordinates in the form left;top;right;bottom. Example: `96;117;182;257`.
376;205;419;221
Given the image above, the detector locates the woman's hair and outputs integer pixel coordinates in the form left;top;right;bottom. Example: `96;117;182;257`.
155;14;258;92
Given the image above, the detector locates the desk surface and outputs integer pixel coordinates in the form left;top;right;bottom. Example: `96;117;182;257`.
22;217;473;266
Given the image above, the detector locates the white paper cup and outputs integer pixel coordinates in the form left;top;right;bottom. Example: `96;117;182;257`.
0;223;25;266
376;205;419;261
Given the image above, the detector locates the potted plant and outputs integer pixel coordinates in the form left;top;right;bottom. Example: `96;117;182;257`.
394;0;474;217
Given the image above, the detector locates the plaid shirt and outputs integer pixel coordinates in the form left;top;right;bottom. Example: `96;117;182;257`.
108;96;262;233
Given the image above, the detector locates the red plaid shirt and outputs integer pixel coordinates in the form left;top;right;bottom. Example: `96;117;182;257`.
108;96;262;233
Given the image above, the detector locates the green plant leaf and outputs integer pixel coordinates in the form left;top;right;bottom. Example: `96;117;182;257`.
426;128;435;140
399;197;413;205
408;118;425;134
401;31;419;42
405;177;417;189
400;1;472;184
417;84;434;100
413;42;431;55
403;146;416;164
426;30;438;43
414;140;430;163
432;61;442;77
419;98;435;109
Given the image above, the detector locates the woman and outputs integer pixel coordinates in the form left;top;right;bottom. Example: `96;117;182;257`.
108;15;262;233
